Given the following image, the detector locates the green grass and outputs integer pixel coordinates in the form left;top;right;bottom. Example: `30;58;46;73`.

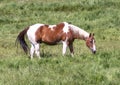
0;0;120;85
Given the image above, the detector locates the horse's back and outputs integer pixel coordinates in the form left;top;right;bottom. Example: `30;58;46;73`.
26;22;70;45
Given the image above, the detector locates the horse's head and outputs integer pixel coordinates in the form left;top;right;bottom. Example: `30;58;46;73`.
86;33;96;54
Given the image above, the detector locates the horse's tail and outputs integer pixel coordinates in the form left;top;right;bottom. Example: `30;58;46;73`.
16;27;29;54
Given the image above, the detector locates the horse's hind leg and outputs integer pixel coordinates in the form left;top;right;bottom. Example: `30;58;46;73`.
35;43;41;59
30;44;35;59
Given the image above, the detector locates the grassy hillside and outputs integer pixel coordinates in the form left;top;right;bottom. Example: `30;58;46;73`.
0;0;120;85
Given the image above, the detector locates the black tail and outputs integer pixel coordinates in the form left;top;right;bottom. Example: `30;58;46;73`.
16;27;29;54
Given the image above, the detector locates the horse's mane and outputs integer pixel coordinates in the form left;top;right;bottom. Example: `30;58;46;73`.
69;24;89;39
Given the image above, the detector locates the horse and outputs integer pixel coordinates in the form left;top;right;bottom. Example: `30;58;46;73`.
16;22;96;59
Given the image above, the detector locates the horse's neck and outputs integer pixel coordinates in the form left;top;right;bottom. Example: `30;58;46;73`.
69;24;89;40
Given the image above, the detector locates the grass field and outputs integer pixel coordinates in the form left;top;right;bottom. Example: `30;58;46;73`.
0;0;120;85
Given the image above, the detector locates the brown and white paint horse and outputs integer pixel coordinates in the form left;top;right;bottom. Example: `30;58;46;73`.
16;22;96;59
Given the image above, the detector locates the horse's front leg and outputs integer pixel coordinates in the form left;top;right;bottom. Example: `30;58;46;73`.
62;41;68;56
68;42;74;57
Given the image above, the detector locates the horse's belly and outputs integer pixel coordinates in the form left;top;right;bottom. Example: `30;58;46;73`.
41;40;60;45
41;37;62;45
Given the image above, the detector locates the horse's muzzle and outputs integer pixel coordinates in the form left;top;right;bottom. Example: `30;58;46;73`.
93;51;96;54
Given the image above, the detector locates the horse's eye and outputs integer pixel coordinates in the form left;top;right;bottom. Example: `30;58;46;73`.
90;41;93;43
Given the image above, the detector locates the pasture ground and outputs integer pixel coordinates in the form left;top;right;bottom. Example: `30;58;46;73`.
0;0;120;85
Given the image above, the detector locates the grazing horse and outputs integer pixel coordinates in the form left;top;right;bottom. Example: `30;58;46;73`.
16;22;96;59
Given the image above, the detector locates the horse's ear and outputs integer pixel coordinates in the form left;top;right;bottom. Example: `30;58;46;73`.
89;33;91;37
93;33;95;36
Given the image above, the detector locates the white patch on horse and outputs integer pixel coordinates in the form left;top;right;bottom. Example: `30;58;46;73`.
63;22;69;33
93;39;96;51
27;24;44;44
49;25;56;31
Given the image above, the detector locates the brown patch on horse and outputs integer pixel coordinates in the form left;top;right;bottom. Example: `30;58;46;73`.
35;23;66;45
86;33;95;49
